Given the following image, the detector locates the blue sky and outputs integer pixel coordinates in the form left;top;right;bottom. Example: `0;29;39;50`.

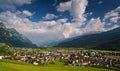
0;0;120;46
15;0;120;21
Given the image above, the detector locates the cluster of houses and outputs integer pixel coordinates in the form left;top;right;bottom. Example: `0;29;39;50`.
0;48;120;68
68;51;120;68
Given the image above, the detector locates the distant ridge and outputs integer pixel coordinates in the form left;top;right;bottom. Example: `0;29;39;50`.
56;27;120;50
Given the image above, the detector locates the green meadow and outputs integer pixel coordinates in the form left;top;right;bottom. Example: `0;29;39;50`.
0;59;117;71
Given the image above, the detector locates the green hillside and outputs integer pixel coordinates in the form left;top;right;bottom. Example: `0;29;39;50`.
0;60;116;71
56;28;120;50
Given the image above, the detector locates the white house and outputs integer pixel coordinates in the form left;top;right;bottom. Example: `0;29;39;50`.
33;62;39;66
0;56;4;60
82;62;89;66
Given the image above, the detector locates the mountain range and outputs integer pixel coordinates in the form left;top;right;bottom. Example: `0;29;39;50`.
1;22;120;50
56;27;120;50
0;23;36;47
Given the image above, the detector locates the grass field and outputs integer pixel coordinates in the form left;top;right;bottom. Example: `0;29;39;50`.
0;59;118;71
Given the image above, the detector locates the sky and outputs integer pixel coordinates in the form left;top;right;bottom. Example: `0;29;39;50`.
0;0;120;46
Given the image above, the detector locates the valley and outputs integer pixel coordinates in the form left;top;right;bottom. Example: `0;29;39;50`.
0;43;119;71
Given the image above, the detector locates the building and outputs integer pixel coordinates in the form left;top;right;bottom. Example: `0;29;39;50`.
0;56;4;60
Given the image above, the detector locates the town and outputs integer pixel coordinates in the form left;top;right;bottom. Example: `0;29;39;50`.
0;47;120;68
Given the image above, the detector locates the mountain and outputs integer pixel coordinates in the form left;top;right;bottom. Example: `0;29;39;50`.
56;27;120;50
0;23;36;47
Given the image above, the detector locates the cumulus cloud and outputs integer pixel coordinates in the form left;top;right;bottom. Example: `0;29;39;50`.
70;0;88;24
104;6;120;23
57;0;88;26
57;1;72;12
110;17;120;23
43;13;57;20
22;10;33;17
0;11;62;34
55;0;89;38
102;6;120;31
57;18;68;23
0;0;32;9
62;23;82;38
85;18;105;33
0;11;33;31
61;17;106;38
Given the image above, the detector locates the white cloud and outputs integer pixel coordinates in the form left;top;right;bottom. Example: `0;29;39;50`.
61;18;106;38
0;0;32;9
70;0;88;24
57;0;88;38
110;16;120;23
57;0;88;26
85;18;106;33
22;10;33;17
62;23;82;38
104;6;120;23
102;6;120;30
43;13;57;20
57;18;68;23
57;1;72;12
104;12;119;19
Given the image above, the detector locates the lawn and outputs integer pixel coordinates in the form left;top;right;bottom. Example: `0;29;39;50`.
0;59;117;71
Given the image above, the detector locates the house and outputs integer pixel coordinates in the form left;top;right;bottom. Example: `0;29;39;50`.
82;62;89;66
33;62;39;65
0;56;4;60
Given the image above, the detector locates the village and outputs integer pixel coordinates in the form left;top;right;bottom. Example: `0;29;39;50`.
0;48;120;68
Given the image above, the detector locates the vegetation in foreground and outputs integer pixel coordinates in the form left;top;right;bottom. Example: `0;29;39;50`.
0;59;117;71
